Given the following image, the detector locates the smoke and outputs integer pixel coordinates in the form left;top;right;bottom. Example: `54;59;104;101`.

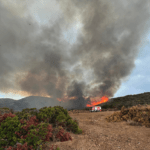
0;0;150;108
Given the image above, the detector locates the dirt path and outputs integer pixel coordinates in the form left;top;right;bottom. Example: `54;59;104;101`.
45;111;150;150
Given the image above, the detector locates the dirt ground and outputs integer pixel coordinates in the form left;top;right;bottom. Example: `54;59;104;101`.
44;110;150;150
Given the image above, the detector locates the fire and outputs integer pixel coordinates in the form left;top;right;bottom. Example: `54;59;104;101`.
86;96;109;107
57;95;109;107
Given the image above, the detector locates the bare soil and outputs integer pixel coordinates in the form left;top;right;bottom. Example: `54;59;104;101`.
44;110;150;150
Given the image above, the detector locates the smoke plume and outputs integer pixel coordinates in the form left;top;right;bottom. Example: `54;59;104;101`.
0;0;150;109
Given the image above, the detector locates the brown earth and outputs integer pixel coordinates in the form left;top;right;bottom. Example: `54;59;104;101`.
44;108;150;150
1;106;150;150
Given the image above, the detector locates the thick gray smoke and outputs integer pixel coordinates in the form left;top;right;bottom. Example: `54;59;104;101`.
0;0;150;109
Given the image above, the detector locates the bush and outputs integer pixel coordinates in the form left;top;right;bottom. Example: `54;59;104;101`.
0;114;53;150
0;107;10;110
105;105;150;128
0;115;22;148
0;105;83;149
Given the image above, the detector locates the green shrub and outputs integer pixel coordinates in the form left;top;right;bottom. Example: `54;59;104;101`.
0;116;22;148
0;107;10;110
0;114;54;150
66;119;82;134
0;105;83;149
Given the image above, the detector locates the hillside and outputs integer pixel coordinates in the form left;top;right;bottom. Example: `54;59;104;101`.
0;92;150;113
0;96;85;112
0;96;61;112
97;92;150;110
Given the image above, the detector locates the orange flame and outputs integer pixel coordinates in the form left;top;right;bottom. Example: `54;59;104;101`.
86;96;109;107
57;95;109;106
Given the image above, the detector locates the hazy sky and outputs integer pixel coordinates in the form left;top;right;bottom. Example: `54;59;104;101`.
0;0;150;100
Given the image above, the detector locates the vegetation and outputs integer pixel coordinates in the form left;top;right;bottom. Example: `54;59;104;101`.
0;106;82;150
105;105;150;128
99;92;150;110
1;92;150;149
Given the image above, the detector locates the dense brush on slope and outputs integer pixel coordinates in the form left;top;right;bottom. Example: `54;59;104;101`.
99;92;150;110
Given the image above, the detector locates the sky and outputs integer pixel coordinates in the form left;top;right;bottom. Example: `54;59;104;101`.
0;0;150;101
